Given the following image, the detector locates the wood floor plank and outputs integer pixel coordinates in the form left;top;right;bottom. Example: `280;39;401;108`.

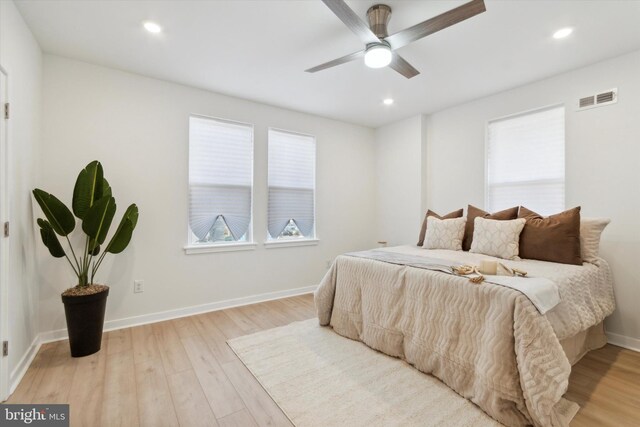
222;307;261;335
32;341;78;404
166;370;219;427
132;324;161;365
135;357;180;427
172;316;199;339
235;304;279;330
6;342;57;403
217;409;258;427
67;337;108;426
206;310;246;340
221;359;293;427
191;313;237;363
180;334;244;419
101;349;139;426
250;301;293;327
152;320;192;375
107;327;133;355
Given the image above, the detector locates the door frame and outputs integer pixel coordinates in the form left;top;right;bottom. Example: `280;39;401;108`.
0;64;10;402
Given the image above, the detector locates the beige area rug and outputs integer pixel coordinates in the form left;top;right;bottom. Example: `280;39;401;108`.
227;319;503;427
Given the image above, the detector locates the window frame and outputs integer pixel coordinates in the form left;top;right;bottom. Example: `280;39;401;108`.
484;103;566;214
265;127;318;248
184;113;256;254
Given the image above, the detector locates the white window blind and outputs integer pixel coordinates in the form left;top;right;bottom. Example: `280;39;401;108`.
268;129;316;239
189;116;253;244
487;106;565;216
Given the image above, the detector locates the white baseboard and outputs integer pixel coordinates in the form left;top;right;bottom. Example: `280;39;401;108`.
38;285;317;344
606;331;640;352
9;336;40;395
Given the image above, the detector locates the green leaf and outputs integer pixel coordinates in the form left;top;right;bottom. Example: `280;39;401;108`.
32;189;75;236
102;178;112;199
82;195;116;248
72;161;104;219
37;218;66;258
91;244;101;256
106;204;139;254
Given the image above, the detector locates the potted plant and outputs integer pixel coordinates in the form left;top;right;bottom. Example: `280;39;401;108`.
33;160;139;357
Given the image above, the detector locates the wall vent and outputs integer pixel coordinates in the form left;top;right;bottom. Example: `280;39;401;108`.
577;88;617;111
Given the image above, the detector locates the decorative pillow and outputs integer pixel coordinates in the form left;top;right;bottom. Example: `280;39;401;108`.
417;208;464;246
462;205;519;251
518;206;582;265
580;217;610;264
423;216;466;251
470;217;526;260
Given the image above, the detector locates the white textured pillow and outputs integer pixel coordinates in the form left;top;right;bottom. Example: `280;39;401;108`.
580;217;610;264
423;216;466;251
470;217;526;260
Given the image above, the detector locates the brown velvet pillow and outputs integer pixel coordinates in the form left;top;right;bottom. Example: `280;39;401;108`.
462;205;519;251
417;209;464;246
518;206;582;265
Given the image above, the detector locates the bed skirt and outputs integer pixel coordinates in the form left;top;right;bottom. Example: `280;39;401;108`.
560;322;606;365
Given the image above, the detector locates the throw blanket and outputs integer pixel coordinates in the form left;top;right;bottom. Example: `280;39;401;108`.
345;250;560;314
315;253;579;427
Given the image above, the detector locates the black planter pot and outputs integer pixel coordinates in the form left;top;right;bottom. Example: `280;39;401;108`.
61;287;109;357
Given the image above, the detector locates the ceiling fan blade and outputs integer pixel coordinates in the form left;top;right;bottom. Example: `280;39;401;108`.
305;50;365;73
321;0;380;45
389;54;420;79
385;0;486;50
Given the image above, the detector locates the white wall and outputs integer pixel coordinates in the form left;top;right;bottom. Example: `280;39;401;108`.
0;0;42;389
39;55;377;334
425;49;640;342
374;115;424;246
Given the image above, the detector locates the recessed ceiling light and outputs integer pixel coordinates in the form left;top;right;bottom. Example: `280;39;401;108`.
143;21;162;34
553;27;573;39
383;98;394;105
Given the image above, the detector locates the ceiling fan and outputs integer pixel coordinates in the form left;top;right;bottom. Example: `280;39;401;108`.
306;0;486;79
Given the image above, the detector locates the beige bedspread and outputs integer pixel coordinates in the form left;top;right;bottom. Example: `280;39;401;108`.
314;247;617;426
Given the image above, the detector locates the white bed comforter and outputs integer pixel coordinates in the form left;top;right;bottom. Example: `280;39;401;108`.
379;246;616;340
314;246;616;426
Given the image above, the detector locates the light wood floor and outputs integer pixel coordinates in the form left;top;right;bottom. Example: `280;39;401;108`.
6;294;640;426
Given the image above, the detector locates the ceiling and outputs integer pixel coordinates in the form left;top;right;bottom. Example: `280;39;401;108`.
15;0;640;128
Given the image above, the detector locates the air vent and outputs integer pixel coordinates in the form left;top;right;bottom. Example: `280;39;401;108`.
579;96;595;108
577;88;617;111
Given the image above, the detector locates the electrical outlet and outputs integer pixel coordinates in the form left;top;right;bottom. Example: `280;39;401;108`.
134;280;144;293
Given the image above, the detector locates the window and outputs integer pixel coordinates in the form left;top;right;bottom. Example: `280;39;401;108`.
486;105;565;216
188;116;253;246
267;129;316;241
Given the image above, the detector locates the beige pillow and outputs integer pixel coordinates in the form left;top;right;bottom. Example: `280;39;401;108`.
580;217;610;264
423;216;466;251
470;217;526;260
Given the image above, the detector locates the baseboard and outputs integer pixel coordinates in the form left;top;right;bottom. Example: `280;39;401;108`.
9;336;41;395
39;285;317;344
606;331;640;353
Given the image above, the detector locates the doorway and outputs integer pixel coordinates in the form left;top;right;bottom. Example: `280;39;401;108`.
0;65;9;402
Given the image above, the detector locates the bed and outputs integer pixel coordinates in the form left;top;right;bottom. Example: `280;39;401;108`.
314;245;615;427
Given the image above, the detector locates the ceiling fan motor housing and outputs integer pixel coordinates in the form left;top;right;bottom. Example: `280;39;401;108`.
367;4;392;38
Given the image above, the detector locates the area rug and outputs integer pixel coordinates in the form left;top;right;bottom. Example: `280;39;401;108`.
227;319;502;426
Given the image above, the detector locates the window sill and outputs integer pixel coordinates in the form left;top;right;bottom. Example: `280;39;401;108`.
264;239;320;249
184;242;257;255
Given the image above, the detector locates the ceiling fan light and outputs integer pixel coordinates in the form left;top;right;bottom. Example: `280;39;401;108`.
364;44;392;69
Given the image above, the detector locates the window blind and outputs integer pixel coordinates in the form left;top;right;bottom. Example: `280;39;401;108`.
487;106;565;216
268;129;316;239
189;116;253;243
